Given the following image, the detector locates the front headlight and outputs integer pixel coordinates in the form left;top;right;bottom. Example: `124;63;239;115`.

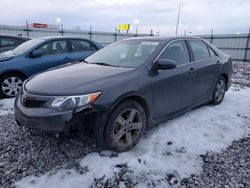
50;92;101;112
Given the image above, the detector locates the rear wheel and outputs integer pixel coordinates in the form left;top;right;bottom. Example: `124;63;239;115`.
210;76;226;105
0;73;25;98
104;100;146;152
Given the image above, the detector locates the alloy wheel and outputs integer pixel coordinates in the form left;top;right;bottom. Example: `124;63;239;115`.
113;108;143;147
215;79;225;102
1;77;23;97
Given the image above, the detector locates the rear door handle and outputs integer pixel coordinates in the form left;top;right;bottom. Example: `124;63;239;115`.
188;67;195;74
216;61;221;65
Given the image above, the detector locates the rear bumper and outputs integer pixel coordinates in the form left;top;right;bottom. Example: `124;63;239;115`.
14;94;107;133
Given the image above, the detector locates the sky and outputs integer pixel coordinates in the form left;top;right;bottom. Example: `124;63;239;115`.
0;0;250;36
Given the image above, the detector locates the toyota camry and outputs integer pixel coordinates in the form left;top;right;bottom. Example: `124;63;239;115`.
15;36;232;152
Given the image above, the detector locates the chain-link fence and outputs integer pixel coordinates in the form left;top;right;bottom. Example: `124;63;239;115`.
199;29;250;62
0;24;249;61
0;24;153;46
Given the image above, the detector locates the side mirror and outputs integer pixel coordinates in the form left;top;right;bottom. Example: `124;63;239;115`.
31;49;42;58
151;59;177;71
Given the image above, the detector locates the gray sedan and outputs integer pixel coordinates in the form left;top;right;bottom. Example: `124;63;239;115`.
15;36;232;152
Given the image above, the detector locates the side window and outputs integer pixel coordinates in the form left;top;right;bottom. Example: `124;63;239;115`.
208;47;217;57
159;40;190;66
37;40;67;56
71;40;97;52
1;38;19;47
189;40;210;61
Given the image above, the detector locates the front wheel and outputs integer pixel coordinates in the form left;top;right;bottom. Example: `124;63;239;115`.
210;77;226;105
0;74;25;98
104;100;146;152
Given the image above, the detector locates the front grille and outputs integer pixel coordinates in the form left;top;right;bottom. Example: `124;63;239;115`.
20;90;49;108
23;100;46;108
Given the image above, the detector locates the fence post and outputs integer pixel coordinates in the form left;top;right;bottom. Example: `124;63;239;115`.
150;29;153;36
58;24;64;36
23;20;31;37
61;24;64;36
210;28;213;44
59;30;64;36
243;27;250;61
114;28;117;42
88;25;93;40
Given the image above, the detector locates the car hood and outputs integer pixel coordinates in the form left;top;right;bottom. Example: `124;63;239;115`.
0;51;15;62
25;63;134;95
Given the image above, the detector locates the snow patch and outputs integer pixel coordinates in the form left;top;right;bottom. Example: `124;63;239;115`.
0;98;15;116
15;86;250;187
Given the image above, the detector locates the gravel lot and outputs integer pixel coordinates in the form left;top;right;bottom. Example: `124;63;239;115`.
232;61;250;87
0;61;249;187
183;137;250;188
0;116;98;187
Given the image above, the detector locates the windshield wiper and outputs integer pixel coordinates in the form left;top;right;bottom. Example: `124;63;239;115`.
91;62;118;67
83;60;89;63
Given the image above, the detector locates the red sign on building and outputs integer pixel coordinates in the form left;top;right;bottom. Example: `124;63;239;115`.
32;23;48;29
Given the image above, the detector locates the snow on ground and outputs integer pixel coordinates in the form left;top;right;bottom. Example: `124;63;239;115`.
0;98;15;116
15;85;250;188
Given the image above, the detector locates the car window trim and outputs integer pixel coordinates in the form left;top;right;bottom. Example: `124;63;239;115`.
150;39;191;70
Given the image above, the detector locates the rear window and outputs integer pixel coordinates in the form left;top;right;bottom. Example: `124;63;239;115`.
189;40;210;61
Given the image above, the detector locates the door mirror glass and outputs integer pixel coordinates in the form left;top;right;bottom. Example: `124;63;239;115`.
152;59;177;70
31;49;42;58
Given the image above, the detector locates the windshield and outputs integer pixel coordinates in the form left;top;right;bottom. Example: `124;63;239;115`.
85;40;159;68
13;38;43;55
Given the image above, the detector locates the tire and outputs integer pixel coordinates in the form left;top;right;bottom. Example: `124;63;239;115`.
104;100;146;152
0;73;26;98
210;76;226;105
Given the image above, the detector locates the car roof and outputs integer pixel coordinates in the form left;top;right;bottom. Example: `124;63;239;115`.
38;36;93;41
123;36;203;42
0;34;31;40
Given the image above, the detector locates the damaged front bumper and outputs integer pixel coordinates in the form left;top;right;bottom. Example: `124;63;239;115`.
14;92;108;133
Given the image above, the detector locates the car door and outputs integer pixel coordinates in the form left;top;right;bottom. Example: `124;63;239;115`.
187;39;221;104
151;40;196;118
25;40;73;75
69;39;98;61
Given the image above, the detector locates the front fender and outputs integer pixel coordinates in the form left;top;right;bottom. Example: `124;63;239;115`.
109;91;148;111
